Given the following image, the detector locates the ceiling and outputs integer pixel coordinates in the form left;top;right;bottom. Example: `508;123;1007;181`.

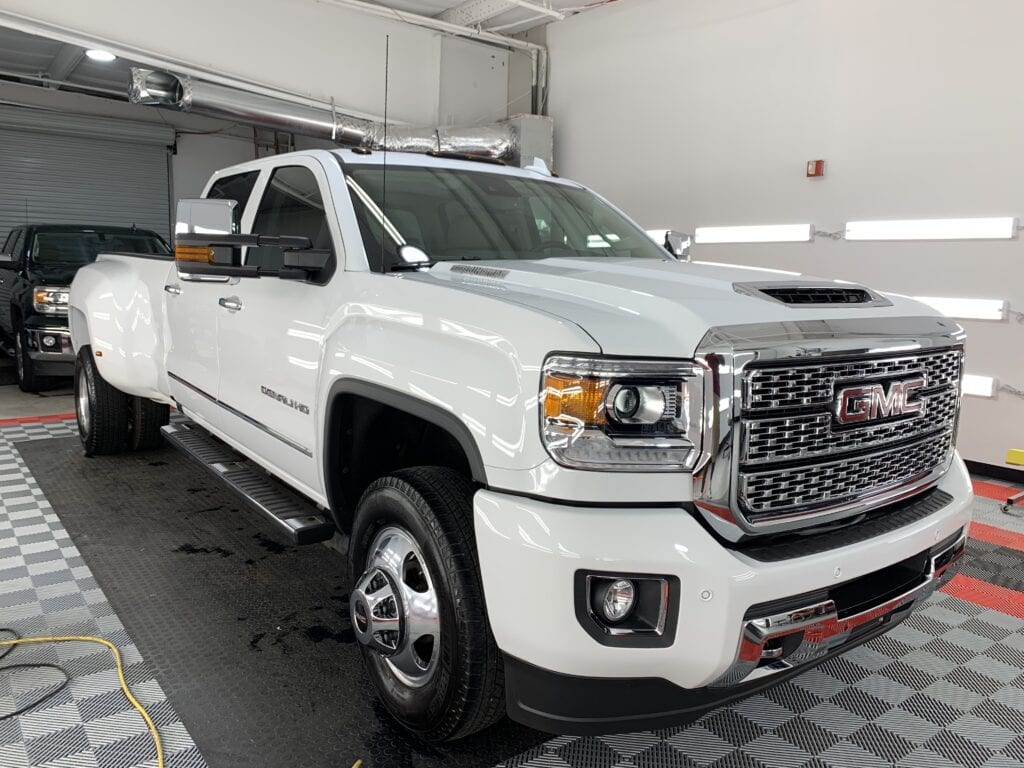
0;1;613;101
378;0;610;35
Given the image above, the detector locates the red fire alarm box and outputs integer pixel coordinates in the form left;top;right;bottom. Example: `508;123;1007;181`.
807;159;825;178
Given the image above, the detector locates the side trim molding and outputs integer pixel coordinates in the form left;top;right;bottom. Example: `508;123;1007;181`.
168;371;313;457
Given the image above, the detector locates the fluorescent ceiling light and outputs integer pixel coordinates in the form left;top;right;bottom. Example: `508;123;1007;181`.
694;224;814;244
962;374;997;397
845;217;1017;241
85;49;117;62
913;296;1007;321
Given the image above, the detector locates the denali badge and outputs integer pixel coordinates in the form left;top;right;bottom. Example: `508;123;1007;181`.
261;385;310;415
834;377;925;425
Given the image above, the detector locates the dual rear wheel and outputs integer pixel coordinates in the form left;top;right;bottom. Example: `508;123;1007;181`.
75;345;169;456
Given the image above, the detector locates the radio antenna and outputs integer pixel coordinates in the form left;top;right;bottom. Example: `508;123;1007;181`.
381;34;390;271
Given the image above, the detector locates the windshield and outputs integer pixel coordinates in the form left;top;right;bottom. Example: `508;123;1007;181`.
31;231;170;270
344;165;670;272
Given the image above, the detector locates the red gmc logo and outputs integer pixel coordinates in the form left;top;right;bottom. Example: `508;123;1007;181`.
834;377;926;425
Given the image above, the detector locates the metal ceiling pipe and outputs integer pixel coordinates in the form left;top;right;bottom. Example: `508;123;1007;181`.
130;68;519;162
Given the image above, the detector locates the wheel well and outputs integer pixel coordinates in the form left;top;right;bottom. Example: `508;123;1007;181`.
324;387;486;533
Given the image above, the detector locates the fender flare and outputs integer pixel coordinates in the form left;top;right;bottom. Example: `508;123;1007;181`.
322;378;489;516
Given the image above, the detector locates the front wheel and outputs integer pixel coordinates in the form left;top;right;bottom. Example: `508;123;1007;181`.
349;467;505;742
75;346;130;456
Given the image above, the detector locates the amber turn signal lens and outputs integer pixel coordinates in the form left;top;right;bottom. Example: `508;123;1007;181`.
175;244;214;263
543;373;608;426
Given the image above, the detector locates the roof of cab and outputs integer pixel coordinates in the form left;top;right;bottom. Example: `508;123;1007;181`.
206;148;570;186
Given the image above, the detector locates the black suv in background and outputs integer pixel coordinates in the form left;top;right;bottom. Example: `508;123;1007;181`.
0;225;170;392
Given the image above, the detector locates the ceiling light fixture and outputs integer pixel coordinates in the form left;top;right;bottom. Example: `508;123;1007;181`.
694;224;814;244
913;297;1008;321
845;217;1018;241
85;49;117;62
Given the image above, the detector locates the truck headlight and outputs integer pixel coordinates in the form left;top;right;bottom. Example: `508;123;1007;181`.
33;287;70;315
541;355;705;471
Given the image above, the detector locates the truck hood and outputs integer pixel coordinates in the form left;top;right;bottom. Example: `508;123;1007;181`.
412;257;946;356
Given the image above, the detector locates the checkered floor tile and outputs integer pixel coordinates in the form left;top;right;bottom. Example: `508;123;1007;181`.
4;415;1024;768
1;418;206;768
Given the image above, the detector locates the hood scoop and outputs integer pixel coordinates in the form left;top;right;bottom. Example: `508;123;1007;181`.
734;281;891;308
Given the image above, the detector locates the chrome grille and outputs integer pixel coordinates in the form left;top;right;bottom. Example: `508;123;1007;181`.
741;432;953;520
742;387;958;465
745;348;963;411
736;346;963;525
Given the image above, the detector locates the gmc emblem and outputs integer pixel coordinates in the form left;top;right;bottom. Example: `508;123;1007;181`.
834;377;926;425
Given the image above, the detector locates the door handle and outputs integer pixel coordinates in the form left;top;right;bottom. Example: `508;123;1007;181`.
218;296;243;311
164;284;182;295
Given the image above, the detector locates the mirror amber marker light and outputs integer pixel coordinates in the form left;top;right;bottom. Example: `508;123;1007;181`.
175;245;214;263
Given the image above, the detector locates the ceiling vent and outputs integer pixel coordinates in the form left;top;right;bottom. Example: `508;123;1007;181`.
734;282;892;307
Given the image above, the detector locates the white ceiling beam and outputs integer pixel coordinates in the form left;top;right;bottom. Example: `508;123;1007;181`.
438;0;563;28
45;43;85;89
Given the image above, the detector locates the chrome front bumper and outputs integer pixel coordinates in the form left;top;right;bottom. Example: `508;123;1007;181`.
712;531;966;687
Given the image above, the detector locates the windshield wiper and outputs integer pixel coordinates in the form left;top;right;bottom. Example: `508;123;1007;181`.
388;261;435;272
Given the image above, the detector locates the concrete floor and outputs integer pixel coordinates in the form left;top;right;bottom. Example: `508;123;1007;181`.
0;354;76;419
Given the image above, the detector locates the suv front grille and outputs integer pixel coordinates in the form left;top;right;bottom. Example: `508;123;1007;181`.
737;347;963;525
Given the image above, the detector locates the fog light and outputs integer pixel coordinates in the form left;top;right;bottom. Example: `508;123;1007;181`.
601;579;636;622
41;335;58;348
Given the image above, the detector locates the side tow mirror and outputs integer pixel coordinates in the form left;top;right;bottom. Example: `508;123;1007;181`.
663;230;691;261
176;198;238;237
0;253;13;266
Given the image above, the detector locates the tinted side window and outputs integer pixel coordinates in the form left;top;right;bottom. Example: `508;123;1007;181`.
248;166;331;271
206;171;259;232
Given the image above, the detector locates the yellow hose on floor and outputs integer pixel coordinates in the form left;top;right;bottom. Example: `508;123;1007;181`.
0;635;164;768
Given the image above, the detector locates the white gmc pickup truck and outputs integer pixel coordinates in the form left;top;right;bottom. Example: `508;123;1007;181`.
69;149;972;742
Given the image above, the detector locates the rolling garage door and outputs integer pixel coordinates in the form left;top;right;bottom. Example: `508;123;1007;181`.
0;105;174;244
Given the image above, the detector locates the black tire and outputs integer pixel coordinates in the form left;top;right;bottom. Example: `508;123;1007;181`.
15;325;49;393
349;467;505;742
75;345;130;457
129;396;170;451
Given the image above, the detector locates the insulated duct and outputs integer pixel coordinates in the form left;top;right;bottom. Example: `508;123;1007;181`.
130;68;525;164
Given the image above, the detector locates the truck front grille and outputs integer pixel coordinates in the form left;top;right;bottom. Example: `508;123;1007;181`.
744;348;963;411
736;347;963;525
741;431;954;521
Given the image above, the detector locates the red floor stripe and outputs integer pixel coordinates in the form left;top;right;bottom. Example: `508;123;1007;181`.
942;573;1024;619
969;521;1024;552
972;478;1017;502
0;412;76;427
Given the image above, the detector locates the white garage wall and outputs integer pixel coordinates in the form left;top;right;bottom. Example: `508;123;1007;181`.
171;134;257;200
545;0;1024;469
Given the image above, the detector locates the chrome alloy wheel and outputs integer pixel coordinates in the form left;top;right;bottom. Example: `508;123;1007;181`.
351;526;440;688
76;366;90;435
